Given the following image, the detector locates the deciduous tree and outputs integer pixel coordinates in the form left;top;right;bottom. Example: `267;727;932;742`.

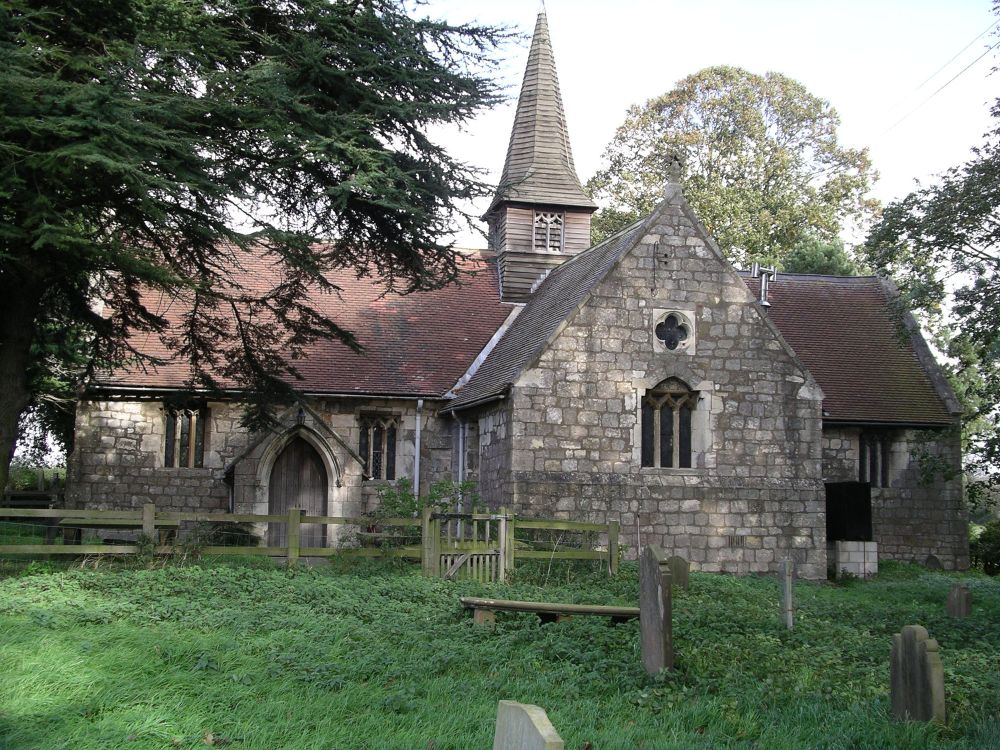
0;0;507;487
866;101;1000;507
588;66;878;267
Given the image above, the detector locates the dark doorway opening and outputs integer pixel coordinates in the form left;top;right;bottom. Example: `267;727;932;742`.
825;481;872;541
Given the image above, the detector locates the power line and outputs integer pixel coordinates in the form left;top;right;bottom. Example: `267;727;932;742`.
912;18;1000;94
884;37;1000;135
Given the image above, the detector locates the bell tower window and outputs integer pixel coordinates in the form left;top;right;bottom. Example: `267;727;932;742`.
533;211;564;253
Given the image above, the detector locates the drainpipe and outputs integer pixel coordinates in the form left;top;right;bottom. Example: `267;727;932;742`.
414;399;423;501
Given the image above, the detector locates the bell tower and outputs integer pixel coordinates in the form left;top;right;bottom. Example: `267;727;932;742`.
485;10;596;302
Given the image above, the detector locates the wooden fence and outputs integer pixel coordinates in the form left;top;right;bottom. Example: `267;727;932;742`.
0;504;620;580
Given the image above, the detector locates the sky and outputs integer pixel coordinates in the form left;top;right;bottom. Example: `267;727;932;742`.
422;0;999;248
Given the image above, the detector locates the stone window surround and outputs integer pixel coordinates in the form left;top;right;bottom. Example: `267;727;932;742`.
631;370;717;471
652;308;696;355
162;403;209;469
358;411;400;481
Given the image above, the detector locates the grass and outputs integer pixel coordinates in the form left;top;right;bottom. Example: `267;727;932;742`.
0;557;998;749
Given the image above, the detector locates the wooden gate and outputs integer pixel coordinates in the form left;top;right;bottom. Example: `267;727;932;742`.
423;509;513;583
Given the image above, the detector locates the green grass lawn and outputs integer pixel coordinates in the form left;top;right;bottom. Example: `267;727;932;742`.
0;557;998;750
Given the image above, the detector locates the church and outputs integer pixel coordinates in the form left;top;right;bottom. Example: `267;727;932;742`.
66;11;968;578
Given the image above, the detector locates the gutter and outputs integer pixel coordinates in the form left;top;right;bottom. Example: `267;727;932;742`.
414;399;423;501
440;391;507;416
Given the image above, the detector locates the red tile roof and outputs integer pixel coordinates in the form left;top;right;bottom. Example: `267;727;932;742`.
744;273;957;426
99;250;515;398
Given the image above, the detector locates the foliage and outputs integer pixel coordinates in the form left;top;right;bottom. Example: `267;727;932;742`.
971;519;1000;575
0;560;997;748
0;0;509;487
782;234;861;276
375;478;481;518
587;65;878;267
864;92;1000;509
182;522;261;553
3;460;64;491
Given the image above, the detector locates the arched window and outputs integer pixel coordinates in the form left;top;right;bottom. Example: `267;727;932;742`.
641;378;696;468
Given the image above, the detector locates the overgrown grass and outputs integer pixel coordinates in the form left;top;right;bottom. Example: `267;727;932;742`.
0;558;998;749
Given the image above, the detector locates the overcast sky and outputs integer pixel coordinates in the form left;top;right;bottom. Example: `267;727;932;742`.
423;0;998;248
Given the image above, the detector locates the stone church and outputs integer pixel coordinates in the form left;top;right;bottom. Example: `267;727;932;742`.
66;11;968;578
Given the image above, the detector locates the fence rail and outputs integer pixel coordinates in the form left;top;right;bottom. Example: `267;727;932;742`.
0;504;619;578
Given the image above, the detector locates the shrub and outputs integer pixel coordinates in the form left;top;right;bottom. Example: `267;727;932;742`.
971;519;1000;575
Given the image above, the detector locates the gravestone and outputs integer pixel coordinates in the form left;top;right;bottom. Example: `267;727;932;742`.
779;559;795;630
639;544;673;674
666;555;690;591
890;625;946;723
493;701;564;750
946;584;971;618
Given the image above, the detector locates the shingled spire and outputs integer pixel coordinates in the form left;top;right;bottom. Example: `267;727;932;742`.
486;10;596;302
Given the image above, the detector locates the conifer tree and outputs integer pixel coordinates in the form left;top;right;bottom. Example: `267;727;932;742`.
0;0;507;486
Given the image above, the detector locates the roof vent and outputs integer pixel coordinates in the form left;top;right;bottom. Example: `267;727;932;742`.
751;263;777;307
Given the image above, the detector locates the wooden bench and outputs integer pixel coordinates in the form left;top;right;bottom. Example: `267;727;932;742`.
460;596;639;625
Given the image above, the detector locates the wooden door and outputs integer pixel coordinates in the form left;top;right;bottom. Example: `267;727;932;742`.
268;437;328;548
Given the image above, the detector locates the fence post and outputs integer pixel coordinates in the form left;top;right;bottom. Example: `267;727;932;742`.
609;520;620;576
498;511;507;583
421;505;432;574
431;514;441;576
287;507;301;566
498;507;514;582
142;503;155;538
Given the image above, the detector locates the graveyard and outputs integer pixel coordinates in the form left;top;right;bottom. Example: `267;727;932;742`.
0;557;998;749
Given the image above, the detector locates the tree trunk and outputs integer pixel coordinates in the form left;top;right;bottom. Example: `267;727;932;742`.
0;278;43;491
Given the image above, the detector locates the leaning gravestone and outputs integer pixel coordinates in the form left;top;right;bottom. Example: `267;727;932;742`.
640;545;673;674
666;555;690;591
493;701;564;750
890;625;946;723
946;584;971;618
779;559;795;630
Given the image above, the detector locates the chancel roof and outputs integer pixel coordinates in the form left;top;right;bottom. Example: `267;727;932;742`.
742;273;959;426
487;11;596;213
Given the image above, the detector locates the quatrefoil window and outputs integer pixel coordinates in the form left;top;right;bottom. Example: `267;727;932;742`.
655;314;690;351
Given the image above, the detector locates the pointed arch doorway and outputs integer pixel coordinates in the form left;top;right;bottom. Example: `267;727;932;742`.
268;436;328;548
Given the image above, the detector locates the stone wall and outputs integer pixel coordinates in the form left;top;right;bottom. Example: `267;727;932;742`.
68;397;457;522
821;426;967;569
476;403;513;510
496;188;828;578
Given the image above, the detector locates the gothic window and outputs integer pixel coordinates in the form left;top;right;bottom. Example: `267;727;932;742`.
859;432;891;488
164;405;208;468
641;378;697;469
359;414;398;480
533;211;564;253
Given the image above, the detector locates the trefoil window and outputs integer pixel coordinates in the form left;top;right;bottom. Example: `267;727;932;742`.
359;414;399;480
164;405;208;468
533;211;564;253
641;378;697;468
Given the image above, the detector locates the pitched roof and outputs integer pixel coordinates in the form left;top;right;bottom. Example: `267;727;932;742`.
446;219;648;410
487;11;596;213
97;250;515;398
742;273;958;426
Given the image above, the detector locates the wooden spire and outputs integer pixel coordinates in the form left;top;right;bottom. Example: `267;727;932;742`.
489;11;595;212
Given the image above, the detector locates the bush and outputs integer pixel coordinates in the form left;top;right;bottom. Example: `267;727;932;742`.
971;519;1000;575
